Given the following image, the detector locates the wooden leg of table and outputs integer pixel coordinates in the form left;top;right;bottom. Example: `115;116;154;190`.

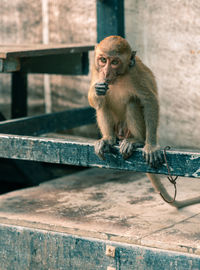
11;72;27;118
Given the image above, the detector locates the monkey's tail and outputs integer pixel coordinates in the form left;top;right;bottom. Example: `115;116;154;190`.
146;173;200;209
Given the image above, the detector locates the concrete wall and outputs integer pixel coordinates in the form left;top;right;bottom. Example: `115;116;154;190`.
125;1;200;148
0;0;199;148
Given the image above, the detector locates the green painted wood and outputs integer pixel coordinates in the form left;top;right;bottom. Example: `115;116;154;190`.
0;53;89;74
0;224;199;270
0;44;94;59
19;52;89;75
97;0;125;42
11;72;28;118
0;107;96;135
0;45;94;74
0;134;199;178
0;59;3;72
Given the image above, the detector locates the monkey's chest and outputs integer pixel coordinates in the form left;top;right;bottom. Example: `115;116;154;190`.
106;84;135;121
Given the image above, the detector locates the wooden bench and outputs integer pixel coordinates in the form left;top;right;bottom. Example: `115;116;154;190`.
0;167;200;269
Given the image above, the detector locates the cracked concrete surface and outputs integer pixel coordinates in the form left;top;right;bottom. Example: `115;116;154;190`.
0;168;200;256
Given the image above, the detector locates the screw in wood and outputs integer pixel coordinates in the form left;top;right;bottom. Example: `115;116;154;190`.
106;245;116;257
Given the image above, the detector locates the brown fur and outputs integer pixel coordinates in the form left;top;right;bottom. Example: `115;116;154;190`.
88;36;200;208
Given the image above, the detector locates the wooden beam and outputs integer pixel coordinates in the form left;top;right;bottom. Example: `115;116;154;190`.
0;135;199;178
0;44;94;59
0;107;96;135
0;52;89;74
96;0;125;42
11;72;27;118
19;52;89;75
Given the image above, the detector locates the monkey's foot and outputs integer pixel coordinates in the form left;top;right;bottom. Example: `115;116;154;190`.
94;138;115;160
143;144;163;167
120;139;143;159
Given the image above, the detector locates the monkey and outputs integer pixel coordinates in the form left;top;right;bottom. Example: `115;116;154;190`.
88;35;200;208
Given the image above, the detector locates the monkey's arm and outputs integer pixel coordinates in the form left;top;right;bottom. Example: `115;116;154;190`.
88;83;109;109
143;92;159;145
89;97;116;159
88;67;109;109
140;91;162;166
88;69;116;159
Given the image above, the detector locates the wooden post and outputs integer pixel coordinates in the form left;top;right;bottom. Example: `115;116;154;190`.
11;72;27;118
96;0;125;43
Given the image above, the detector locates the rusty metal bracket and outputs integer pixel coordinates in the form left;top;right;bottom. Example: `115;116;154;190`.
161;146;179;203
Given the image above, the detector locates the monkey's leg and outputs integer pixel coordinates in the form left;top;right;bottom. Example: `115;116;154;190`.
120;139;144;159
120;101;145;159
147;173;200;208
95;108;116;159
143;144;163;167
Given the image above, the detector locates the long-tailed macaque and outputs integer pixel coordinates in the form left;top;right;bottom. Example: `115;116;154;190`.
88;35;200;208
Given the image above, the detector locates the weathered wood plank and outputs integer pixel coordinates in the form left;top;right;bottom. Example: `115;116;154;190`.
0;44;94;59
0;134;199;178
0;58;20;72
0;224;200;270
1;52;90;74
0;107;96;135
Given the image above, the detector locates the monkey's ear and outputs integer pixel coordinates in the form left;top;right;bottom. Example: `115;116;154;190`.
129;51;136;67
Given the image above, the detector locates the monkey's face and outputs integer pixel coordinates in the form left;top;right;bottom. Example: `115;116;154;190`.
95;36;133;84
96;53;122;84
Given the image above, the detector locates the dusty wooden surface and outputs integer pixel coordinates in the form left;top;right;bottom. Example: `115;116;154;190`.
0;168;200;256
0;44;94;59
0;132;199;178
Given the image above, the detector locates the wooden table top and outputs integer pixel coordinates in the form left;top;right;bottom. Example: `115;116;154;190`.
0;167;200;262
0;44;95;59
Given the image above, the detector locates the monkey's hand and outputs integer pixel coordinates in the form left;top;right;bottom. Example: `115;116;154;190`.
95;82;109;96
94;138;115;160
143;144;163;167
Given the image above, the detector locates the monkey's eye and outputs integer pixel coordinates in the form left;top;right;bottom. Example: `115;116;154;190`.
111;59;119;65
100;57;107;63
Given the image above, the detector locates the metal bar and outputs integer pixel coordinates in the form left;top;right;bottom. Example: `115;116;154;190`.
11;72;28;118
97;0;125;42
0;134;199;178
0;107;96;136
